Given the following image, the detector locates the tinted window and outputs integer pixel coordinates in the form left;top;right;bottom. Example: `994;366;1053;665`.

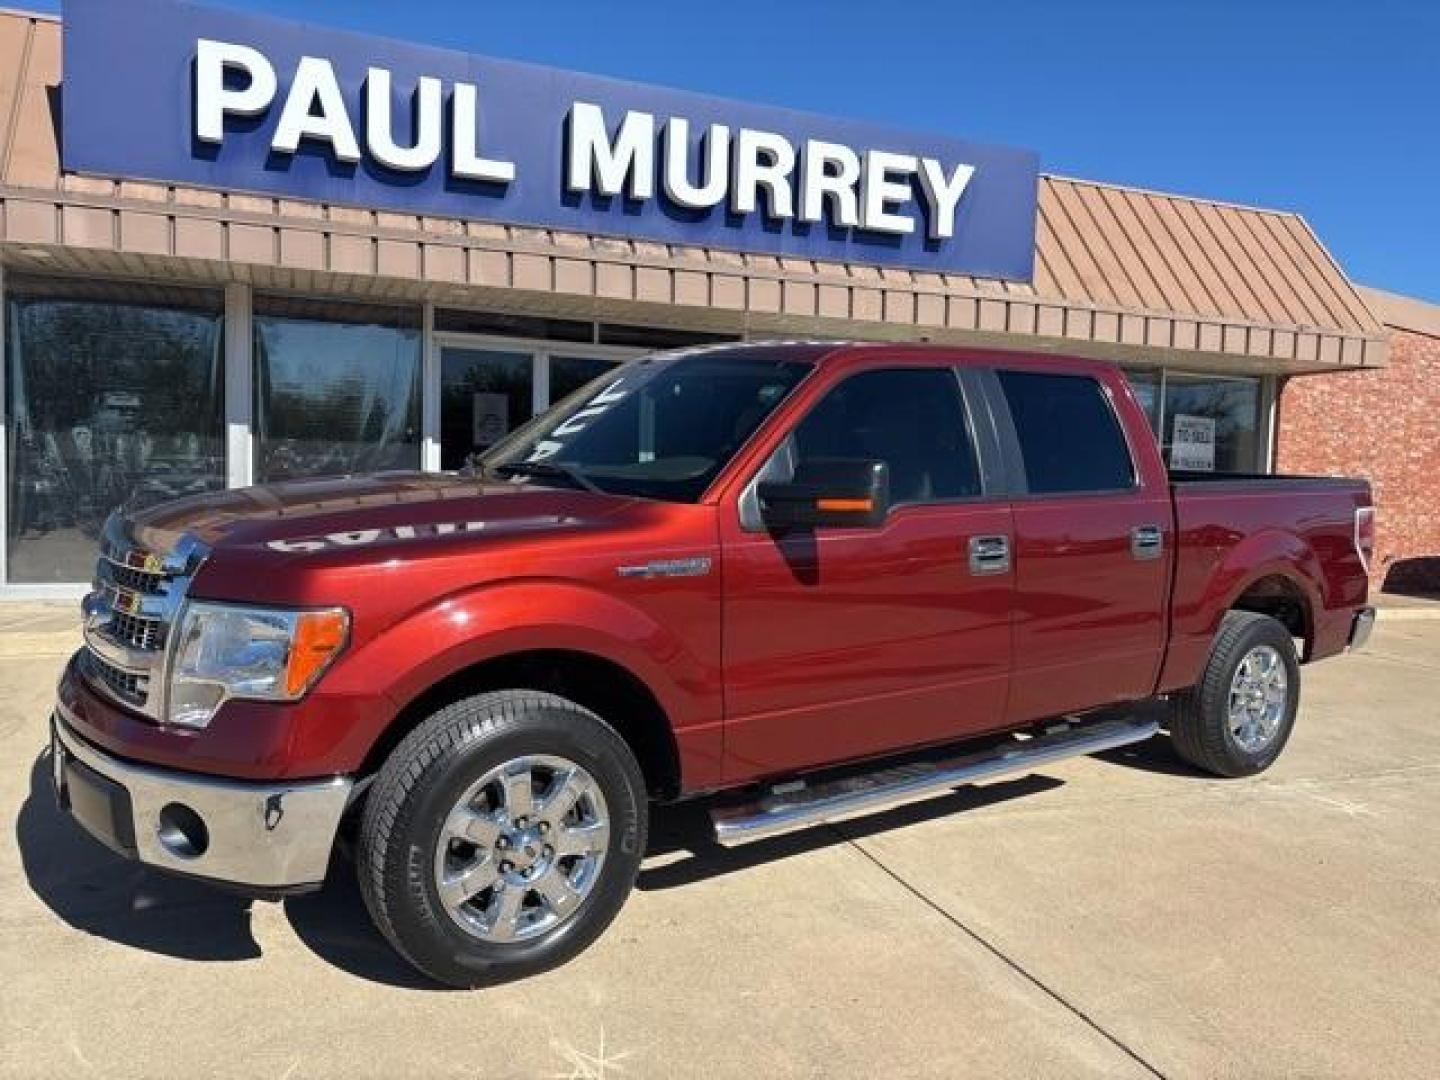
484;350;812;502
440;347;533;470
434;308;592;342
549;355;620;407
998;371;1134;494
791;369;981;505
597;323;736;348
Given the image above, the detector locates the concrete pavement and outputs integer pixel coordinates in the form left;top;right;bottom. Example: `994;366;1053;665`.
1;605;1437;1078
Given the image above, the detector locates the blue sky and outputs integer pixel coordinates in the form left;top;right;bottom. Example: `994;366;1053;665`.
33;0;1440;300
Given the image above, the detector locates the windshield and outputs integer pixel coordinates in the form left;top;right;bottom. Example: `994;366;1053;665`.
479;348;814;502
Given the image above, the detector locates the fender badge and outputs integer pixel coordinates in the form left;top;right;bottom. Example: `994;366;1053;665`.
616;557;713;580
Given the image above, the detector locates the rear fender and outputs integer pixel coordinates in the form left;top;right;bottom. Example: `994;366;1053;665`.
1161;528;1324;691
1216;532;1323;636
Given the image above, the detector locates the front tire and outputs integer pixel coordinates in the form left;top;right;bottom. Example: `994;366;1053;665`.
1171;611;1301;777
357;690;647;988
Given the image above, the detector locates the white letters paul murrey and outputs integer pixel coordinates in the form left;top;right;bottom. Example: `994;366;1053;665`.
799;140;861;229
194;39;276;144
271;55;360;162
565;102;975;238
194;37;515;183
193;40;977;238
663;117;729;209
364;67;440;171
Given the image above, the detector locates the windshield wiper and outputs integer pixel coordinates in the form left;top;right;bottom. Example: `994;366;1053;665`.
492;460;605;495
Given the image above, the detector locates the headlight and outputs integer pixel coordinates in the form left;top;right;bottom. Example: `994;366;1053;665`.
166;602;349;728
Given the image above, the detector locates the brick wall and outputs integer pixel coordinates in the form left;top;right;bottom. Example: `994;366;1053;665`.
1276;325;1440;594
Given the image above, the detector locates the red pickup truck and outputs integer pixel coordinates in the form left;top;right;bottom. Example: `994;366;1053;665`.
51;343;1375;987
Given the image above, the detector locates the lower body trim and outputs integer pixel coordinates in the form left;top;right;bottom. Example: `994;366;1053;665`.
710;715;1159;843
51;710;352;892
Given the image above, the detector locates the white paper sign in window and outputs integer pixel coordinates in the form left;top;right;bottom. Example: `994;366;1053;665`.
472;393;510;448
1170;413;1216;472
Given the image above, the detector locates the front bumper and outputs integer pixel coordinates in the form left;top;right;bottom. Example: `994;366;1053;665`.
1348;606;1377;651
51;711;353;893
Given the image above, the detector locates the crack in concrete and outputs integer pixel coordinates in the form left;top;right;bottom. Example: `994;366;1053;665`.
835;824;1169;1080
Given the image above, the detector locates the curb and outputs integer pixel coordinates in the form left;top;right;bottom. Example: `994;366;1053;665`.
1375;608;1440;623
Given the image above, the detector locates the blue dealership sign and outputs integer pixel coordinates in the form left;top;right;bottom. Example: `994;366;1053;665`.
61;0;1038;280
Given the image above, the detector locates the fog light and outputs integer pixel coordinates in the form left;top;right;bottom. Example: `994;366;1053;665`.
156;802;209;860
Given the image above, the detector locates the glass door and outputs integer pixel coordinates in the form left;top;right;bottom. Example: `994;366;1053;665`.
434;335;637;472
439;346;534;471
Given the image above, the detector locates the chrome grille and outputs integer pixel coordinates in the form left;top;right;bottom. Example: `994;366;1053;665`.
80;514;208;722
109;610;165;652
81;649;149;706
104;558;167;596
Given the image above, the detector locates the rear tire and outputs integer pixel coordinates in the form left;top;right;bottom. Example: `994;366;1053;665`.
357;690;647;988
1171;611;1300;777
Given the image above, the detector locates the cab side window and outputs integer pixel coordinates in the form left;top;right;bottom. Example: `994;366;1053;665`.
997;371;1135;494
790;368;981;505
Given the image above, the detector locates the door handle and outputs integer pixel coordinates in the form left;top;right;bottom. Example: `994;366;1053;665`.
968;534;1011;576
1131;524;1164;560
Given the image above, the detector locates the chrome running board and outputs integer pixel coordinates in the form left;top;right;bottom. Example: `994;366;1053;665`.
710;715;1159;844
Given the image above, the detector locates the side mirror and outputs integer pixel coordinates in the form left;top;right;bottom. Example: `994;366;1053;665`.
758;458;890;530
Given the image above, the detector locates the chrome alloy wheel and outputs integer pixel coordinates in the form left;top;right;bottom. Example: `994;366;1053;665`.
433;754;610;943
1227;644;1289;753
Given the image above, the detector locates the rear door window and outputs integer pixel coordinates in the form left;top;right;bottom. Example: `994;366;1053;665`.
997;371;1135;494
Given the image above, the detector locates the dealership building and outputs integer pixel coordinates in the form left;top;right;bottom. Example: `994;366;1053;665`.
0;0;1408;595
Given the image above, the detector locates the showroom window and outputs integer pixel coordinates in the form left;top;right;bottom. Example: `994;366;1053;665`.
253;296;421;482
4;276;226;583
1161;373;1262;474
1122;367;1265;474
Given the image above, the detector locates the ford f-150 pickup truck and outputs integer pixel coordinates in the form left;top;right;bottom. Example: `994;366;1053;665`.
49;343;1376;987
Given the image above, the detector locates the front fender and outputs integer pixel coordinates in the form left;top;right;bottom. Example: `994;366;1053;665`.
321;578;723;781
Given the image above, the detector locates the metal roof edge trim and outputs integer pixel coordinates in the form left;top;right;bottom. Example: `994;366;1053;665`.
1041;173;1302;219
0;181;1391;350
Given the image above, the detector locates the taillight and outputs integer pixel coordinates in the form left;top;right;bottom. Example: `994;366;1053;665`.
1354;506;1375;573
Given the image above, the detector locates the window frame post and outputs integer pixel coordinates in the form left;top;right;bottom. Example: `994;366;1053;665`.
422;301;441;472
224;282;254;489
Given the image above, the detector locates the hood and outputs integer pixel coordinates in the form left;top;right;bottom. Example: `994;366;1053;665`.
128;471;639;564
